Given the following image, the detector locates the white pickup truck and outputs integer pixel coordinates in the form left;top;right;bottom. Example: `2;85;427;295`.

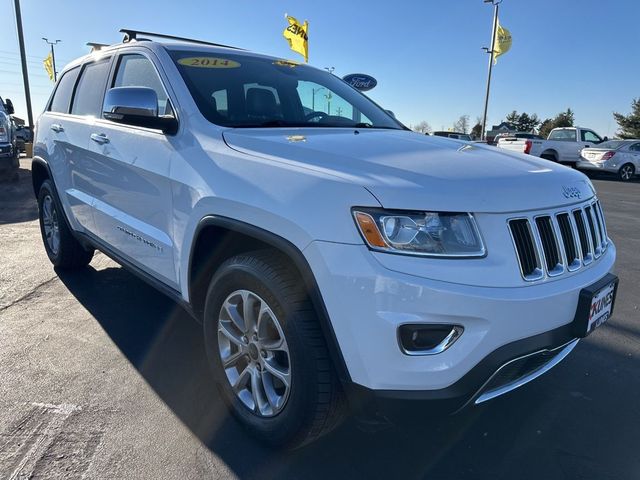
498;127;607;165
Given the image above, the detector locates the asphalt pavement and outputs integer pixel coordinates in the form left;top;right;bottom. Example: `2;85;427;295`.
0;158;638;480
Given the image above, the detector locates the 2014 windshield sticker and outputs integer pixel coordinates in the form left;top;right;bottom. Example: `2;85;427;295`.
178;57;240;68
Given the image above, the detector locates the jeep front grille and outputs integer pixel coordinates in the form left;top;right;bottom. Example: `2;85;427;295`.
508;199;608;281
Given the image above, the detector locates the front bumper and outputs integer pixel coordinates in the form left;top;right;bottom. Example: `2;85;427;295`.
0;142;13;158
304;240;616;407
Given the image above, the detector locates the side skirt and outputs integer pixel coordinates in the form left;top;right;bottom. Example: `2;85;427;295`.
75;231;198;321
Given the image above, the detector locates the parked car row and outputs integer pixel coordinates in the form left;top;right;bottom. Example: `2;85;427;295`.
495;126;638;182
0;96;20;174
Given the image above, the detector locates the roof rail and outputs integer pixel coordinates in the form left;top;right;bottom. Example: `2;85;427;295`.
86;42;109;52
120;29;244;50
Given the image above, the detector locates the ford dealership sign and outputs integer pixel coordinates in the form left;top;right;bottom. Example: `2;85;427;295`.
343;73;377;92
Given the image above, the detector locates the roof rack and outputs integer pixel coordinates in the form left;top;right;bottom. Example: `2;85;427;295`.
119;29;244;50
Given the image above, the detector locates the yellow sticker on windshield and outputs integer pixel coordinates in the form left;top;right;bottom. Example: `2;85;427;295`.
274;59;299;68
178;57;240;68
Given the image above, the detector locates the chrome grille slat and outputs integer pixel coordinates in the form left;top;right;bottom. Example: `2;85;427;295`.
509;198;608;282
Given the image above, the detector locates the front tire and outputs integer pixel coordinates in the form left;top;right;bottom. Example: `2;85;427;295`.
203;251;344;448
37;179;94;269
618;163;635;181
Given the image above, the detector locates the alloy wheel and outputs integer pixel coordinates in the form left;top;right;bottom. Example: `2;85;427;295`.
620;165;634;181
42;194;60;255
217;289;291;417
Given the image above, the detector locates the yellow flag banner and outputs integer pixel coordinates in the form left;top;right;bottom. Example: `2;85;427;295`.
283;15;308;63
493;19;512;65
43;52;55;82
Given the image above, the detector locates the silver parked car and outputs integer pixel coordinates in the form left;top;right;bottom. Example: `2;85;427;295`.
578;139;640;181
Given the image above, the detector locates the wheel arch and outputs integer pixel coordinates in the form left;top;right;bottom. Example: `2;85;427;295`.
188;215;352;383
31;156;52;197
540;149;559;161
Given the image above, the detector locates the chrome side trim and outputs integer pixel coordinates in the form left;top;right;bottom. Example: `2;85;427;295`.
473;339;579;405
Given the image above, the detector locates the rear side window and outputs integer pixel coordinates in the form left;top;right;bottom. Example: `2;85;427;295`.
112;54;170;115
71;58;111;117
49;67;80;113
548;129;576;141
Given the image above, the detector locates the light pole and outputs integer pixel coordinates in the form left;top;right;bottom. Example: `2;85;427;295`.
324;66;335;75
42;38;61;82
325;91;333;115
480;0;502;142
311;86;325;111
12;0;33;126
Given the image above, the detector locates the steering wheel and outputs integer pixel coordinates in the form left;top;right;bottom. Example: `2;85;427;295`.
305;111;328;122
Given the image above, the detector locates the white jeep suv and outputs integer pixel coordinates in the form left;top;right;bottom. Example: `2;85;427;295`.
33;30;618;448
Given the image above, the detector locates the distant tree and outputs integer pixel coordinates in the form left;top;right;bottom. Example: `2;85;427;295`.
518;112;541;132
613;98;640;139
538;108;575;138
505;110;519;129
453;115;470;134
413;121;432;134
471;122;482;139
503;110;541;132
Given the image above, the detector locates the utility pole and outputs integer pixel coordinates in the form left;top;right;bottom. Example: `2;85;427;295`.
13;0;33;127
311;86;325;111
42;38;61;82
480;0;502;142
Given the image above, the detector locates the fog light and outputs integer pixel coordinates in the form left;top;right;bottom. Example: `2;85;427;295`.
398;324;463;355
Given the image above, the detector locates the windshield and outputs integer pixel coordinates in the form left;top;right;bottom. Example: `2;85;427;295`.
169;50;403;129
597;140;627;150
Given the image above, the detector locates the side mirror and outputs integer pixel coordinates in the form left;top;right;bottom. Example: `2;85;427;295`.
4;98;14;115
385;109;396;119
603;136;609;142
103;87;177;134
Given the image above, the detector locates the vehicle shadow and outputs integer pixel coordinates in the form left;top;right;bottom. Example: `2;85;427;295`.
56;263;639;480
0;165;38;224
583;171;640;184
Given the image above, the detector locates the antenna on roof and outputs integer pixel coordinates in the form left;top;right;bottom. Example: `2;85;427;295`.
119;28;244;50
87;42;109;52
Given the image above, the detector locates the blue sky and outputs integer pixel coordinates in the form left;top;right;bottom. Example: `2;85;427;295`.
1;0;637;136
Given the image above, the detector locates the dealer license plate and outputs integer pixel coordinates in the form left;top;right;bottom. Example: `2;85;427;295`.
573;274;618;337
587;282;616;334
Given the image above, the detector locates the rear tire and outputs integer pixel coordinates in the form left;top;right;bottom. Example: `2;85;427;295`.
203;250;345;449
37;179;94;269
540;152;557;162
618;163;635;181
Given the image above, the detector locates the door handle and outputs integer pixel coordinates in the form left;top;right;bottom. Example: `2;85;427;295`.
90;133;110;145
50;124;64;133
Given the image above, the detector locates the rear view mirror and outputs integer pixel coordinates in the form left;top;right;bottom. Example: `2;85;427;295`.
103;87;177;134
4;98;14;115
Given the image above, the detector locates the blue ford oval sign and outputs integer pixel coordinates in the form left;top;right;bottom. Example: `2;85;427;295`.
343;73;377;92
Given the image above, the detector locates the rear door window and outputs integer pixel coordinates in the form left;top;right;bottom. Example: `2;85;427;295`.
71;58;112;117
49;67;80;114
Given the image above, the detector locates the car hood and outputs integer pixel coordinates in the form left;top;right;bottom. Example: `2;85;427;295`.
222;128;595;213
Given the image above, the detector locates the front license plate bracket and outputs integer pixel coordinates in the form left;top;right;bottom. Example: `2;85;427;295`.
572;273;619;338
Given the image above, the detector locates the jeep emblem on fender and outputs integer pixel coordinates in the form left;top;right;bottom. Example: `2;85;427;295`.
562;185;581;199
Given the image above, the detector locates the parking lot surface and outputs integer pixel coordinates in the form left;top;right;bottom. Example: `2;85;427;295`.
0;158;638;479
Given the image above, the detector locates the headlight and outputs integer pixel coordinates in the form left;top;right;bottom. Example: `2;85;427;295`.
353;208;486;257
